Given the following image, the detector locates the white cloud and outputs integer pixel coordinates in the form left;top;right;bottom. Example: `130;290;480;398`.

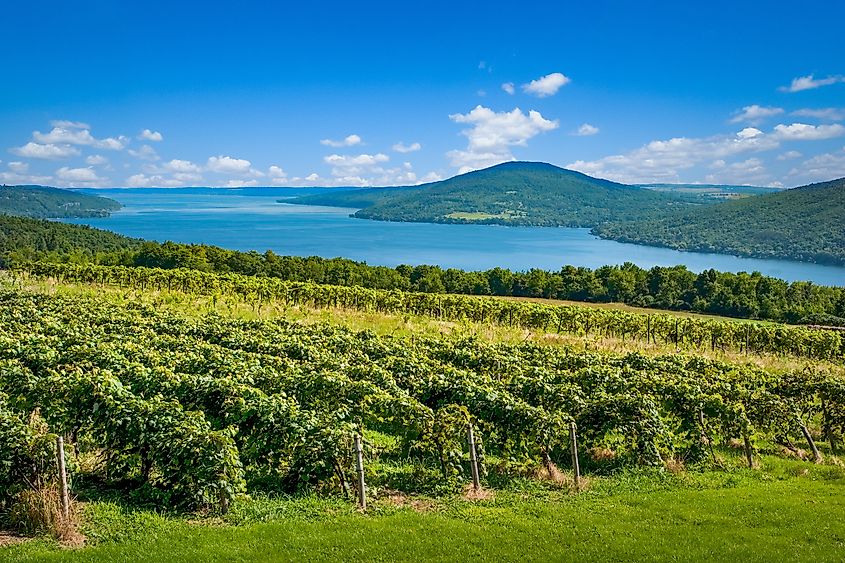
320;134;362;147
780;74;845;93
164;159;201;173
787;146;845;182
736;127;764;139
33;126;127;150
567;128;780;183
772;122;845;140
225;179;259;188
729;105;784;124
86;154;108;165
206;155;253;174
49;120;90;129
792;107;845;121
704;158;768;185
777;150;802;160
56;166;103;185
575;123;600;136
125;173;187;188
392;141;421;153
324;153;389;168
128;144;159;161
267;165;288;185
446;105;558;173
501;82;515;95
8;162;28;173
139;129;163;142
522;72;570;97
11;142;80;159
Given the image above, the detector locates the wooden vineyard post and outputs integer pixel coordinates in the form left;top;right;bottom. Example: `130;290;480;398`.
467;424;481;491
742;432;754;469
56;436;70;520
569;421;581;489
354;434;367;510
799;423;822;463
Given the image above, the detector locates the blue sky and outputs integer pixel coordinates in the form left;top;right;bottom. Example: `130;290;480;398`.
2;0;845;188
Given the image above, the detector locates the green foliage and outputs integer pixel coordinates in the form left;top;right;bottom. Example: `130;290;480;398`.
595;177;845;265
292;161;676;227
20;262;845;361
0;185;120;218
0;286;842;515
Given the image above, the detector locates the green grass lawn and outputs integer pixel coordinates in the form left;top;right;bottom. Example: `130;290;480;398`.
5;458;845;562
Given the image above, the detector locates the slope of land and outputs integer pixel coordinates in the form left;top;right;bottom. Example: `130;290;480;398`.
0;185;121;218
290;163;845;266
291;161;683;227
594;177;845;265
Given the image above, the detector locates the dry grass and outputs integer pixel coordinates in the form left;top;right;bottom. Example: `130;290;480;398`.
588;447;617;462
462;484;495;501
533;461;569;487
8;483;84;546
664;458;686;474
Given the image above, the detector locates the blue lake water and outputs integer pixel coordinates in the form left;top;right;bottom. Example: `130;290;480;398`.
64;188;845;287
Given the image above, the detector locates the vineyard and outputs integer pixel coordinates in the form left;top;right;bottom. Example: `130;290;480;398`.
13;262;845;362
1;287;843;514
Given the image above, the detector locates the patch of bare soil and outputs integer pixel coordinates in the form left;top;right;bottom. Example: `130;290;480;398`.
0;531;29;547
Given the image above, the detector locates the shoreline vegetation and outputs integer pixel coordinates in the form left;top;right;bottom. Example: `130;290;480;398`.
1;215;843;326
288;162;845;267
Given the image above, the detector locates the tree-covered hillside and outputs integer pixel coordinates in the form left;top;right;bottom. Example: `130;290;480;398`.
594;177;845;266
292;161;681;226
0;185;121;218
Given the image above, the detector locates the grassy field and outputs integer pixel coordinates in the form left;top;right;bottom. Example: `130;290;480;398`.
4;456;844;562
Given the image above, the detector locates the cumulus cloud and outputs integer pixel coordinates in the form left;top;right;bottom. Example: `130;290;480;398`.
777;150;802;161
267;165;288;185
446;105;558;173
11;142;80;159
522;72;570;97
128;144;159;161
729;105;784;124
780;74;845;93
392;141;421;153
787;146;845;182
320;134;362;147
792;107;845;121
8;162;28;173
49;120;90;129
206;155;253;174
501;82;515;95
85;154;108;165
567;127;781;183
139;129;163;142
704;157;768;185
33;126;127;150
575;123;600;136
56;166;103;185
164;159;201;173
772;122;845;140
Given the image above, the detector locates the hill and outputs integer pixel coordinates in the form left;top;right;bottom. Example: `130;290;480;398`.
0;185;121;218
594;177;845;265
290;161;682;227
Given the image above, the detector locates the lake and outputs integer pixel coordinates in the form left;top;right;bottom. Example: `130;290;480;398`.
65;187;845;286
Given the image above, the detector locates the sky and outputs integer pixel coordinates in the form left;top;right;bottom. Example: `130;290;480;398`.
2;0;845;189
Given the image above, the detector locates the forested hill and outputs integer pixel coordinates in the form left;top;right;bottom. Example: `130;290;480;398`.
291;161;677;227
0;185;121;218
594;177;845;266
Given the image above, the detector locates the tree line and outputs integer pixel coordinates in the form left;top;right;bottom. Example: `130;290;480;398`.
2;215;843;326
